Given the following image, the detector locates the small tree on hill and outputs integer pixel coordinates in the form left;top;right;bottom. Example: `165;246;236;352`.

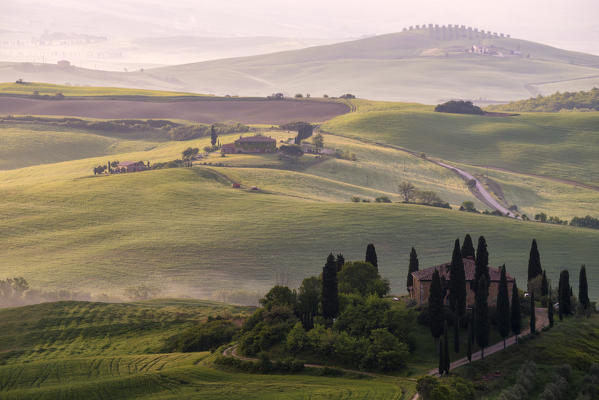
398;181;416;202
365;243;378;270
496;265;510;348
210;125;218;146
312;133;324;149
528;239;543;281
579;264;590;312
429;269;445;344
511;281;522;342
407;247;419;291
322;253;339;322
461;234;475;259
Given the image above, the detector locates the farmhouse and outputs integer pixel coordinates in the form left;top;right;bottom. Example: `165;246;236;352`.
221;135;277;154
409;258;515;307
117;161;148;172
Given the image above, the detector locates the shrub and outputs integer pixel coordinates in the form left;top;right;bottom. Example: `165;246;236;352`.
375;196;392;203
434;100;484;115
350;196;361;202
163;318;237;352
361;329;409;371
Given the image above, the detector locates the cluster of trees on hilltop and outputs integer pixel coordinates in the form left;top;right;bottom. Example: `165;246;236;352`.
493;88;599;112
235;244;419;372
434;100;484;115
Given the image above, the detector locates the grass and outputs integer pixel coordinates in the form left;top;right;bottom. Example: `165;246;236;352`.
454;314;599;399
0;300;413;399
323;105;599;187
0;82;206;97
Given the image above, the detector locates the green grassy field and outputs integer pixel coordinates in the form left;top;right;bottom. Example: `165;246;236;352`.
323;104;599;187
0;300;412;399
0;82;205;97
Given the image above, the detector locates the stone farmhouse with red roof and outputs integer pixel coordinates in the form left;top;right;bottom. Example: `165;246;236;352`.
221;135;277;154
409;258;515;307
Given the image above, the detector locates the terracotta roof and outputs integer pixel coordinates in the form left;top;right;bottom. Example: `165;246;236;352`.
412;258;514;282
235;135;275;143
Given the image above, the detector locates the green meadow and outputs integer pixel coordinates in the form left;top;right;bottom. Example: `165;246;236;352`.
0;82;205;97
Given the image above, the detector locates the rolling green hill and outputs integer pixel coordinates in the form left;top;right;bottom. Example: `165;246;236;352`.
0;300;411;399
3;28;599;102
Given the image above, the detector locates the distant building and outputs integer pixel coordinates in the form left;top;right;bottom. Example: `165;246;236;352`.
409;258;515;307
117;161;147;172
221;135;277;154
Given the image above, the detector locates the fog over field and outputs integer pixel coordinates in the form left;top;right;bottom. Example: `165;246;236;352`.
2;0;598;70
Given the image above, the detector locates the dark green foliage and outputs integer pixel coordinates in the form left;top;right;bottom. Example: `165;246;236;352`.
239;306;298;355
541;270;549;297
496;88;599;112
558;270;571;319
570;215;599;229
365;243;378;269
335;254;345;272
321;253;339;320
215;354;304;374
337;261;389;297
528;239;543;281
210;125;218;146
361;328;410;371
475;275;489;357
449;239;466;317
497;265;510;347
511;281;522;337
260;286;297;310
407;247;419;290
548;288;554;327
443;322;450;374
473;236;489;292
467;311;473;363
279;144;304;158
579;265;590;311
530;292;536;334
435;100;484;115
438;333;445;375
453;316;460;353
297;277;320;329
461;234;475;259
429;269;445;340
163;318;237;352
417;376;475;400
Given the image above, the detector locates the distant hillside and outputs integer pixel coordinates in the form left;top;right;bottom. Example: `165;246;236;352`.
491;87;599;111
2;26;599;103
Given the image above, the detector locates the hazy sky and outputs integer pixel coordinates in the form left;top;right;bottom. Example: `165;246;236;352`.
4;0;599;54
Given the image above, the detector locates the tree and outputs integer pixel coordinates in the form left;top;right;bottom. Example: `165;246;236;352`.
312;133;324;149
210;125;218;146
496;265;510;348
335;254;345;272
453;317;460;353
449;239;466;318
398;181;416;202
321;253;339;321
527;239;543;281
443;321;450;374
475;275;489;359
259;285;296;310
182;147;199;162
365;243;378;269
541;270;549;297
279;144;304;160
417;191;442;205
511;281;522;342
548;287;554;328
530;292;536;334
579;264;590;312
407;247;419;291
338;261;389;297
429;269;445;342
461;234;475;259
438;330;445;375
558;269;571;319
467;310;473;363
472;236;489;292
297;277;320;329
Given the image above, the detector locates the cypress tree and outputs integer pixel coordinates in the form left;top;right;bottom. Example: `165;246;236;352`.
321;253;339;321
497;265;510;349
407;247;419;290
429;269;445;341
365;243;378;269
473;236;489;292
438;332;444;375
335;253;345;272
541;270;549;297
558;270;571;318
475;275;489;358
443;321;450;374
210;125;218;146
453;317;460;353
548;287;554;328
527;239;542;281
530;292;536;334
467;310;473;363
449;239;466;318
579;264;590;311
511;281;522;342
461;234;475;259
